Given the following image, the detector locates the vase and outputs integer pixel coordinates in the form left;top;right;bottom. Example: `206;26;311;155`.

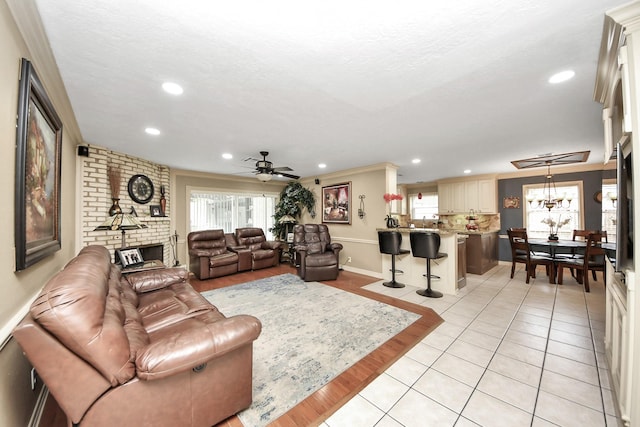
160;194;166;215
386;216;396;228
548;234;559;241
108;198;122;216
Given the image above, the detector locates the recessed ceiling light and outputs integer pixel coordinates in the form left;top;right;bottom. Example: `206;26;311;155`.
222;153;233;159
145;127;160;136
463;169;471;174
318;163;327;168
548;70;575;84
162;82;183;95
412;158;421;164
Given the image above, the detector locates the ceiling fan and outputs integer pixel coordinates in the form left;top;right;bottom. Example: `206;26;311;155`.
244;151;300;182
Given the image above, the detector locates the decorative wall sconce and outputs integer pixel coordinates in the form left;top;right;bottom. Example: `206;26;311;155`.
358;194;366;219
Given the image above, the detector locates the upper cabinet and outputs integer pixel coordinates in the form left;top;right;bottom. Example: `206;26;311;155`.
438;177;497;214
594;13;632;163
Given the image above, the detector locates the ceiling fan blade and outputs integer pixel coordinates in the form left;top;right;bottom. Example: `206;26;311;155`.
276;172;300;180
272;166;293;172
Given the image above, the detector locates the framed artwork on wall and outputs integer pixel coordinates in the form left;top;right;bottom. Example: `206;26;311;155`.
14;58;63;271
503;196;520;209
322;182;351;224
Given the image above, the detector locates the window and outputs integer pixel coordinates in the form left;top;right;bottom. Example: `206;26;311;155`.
409;192;438;222
523;181;583;239
189;190;278;238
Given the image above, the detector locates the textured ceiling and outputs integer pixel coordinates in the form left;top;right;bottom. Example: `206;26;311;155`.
34;0;628;183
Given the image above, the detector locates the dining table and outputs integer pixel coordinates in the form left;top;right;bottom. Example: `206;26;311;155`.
528;238;616;284
528;238;616;258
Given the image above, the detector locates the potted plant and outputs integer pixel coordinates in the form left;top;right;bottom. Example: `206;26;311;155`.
272;182;316;240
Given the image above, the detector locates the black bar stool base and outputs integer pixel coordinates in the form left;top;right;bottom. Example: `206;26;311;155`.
383;280;405;288
416;288;443;298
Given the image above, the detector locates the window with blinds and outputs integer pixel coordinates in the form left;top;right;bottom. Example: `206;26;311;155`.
189;190;278;238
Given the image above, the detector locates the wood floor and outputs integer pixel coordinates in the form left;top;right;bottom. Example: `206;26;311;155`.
40;264;442;427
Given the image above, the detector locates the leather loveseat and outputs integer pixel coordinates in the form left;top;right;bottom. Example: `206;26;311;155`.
12;245;262;427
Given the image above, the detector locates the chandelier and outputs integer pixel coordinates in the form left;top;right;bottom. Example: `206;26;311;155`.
527;162;571;211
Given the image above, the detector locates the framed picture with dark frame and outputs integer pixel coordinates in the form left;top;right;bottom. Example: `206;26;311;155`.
322;182;351;224
149;205;163;217
14;58;63;271
116;248;144;268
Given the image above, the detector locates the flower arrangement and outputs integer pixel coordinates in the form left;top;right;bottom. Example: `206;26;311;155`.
541;215;571;239
383;193;403;226
383;193;403;203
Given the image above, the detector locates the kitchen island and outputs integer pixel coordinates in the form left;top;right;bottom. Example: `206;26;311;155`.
378;228;464;296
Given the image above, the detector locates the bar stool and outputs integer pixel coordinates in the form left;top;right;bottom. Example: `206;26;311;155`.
378;231;410;288
410;232;447;298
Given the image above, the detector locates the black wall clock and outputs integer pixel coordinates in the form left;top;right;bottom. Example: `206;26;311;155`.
128;174;154;204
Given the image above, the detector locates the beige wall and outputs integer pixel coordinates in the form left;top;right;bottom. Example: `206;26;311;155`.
0;1;83;425
297;164;394;275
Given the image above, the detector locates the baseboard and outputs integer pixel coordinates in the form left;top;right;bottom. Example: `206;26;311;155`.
340;265;383;279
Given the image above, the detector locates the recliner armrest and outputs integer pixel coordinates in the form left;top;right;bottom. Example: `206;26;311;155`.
262;241;282;250
227;245;248;252
328;243;343;253
136;314;262;381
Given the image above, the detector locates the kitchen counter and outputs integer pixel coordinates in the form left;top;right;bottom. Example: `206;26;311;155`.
378;228;463;295
448;229;500;235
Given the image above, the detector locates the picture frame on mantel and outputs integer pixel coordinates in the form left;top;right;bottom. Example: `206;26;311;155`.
322;182;351;224
14;58;63;271
150;205;164;217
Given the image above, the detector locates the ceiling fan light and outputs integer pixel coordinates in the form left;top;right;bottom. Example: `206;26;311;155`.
256;172;272;182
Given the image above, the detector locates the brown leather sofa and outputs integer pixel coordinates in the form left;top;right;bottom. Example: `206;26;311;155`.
12;245;262;427
235;227;283;270
293;224;343;281
188;229;239;279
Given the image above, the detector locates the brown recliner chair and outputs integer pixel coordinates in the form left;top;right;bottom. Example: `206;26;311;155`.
293;224;343;281
235;227;283;270
188;229;239;279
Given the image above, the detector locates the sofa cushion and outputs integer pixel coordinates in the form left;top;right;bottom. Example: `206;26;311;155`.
126;267;189;293
137;282;216;332
188;229;228;256
209;252;239;267
236;227;268;251
252;248;276;261
305;252;338;267
30;245;135;386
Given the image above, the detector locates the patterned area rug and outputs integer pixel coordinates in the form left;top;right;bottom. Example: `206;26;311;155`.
201;273;420;427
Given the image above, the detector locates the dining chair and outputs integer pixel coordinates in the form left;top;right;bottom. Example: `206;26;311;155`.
507;228;555;284
555;229;607;280
556;232;606;292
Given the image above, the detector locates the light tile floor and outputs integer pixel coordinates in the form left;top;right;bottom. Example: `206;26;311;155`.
323;263;623;427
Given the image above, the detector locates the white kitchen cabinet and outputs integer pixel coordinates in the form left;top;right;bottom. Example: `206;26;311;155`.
477;179;497;213
438;178;497;214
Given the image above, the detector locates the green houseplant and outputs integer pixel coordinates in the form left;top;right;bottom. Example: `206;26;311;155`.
272;182;316;240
